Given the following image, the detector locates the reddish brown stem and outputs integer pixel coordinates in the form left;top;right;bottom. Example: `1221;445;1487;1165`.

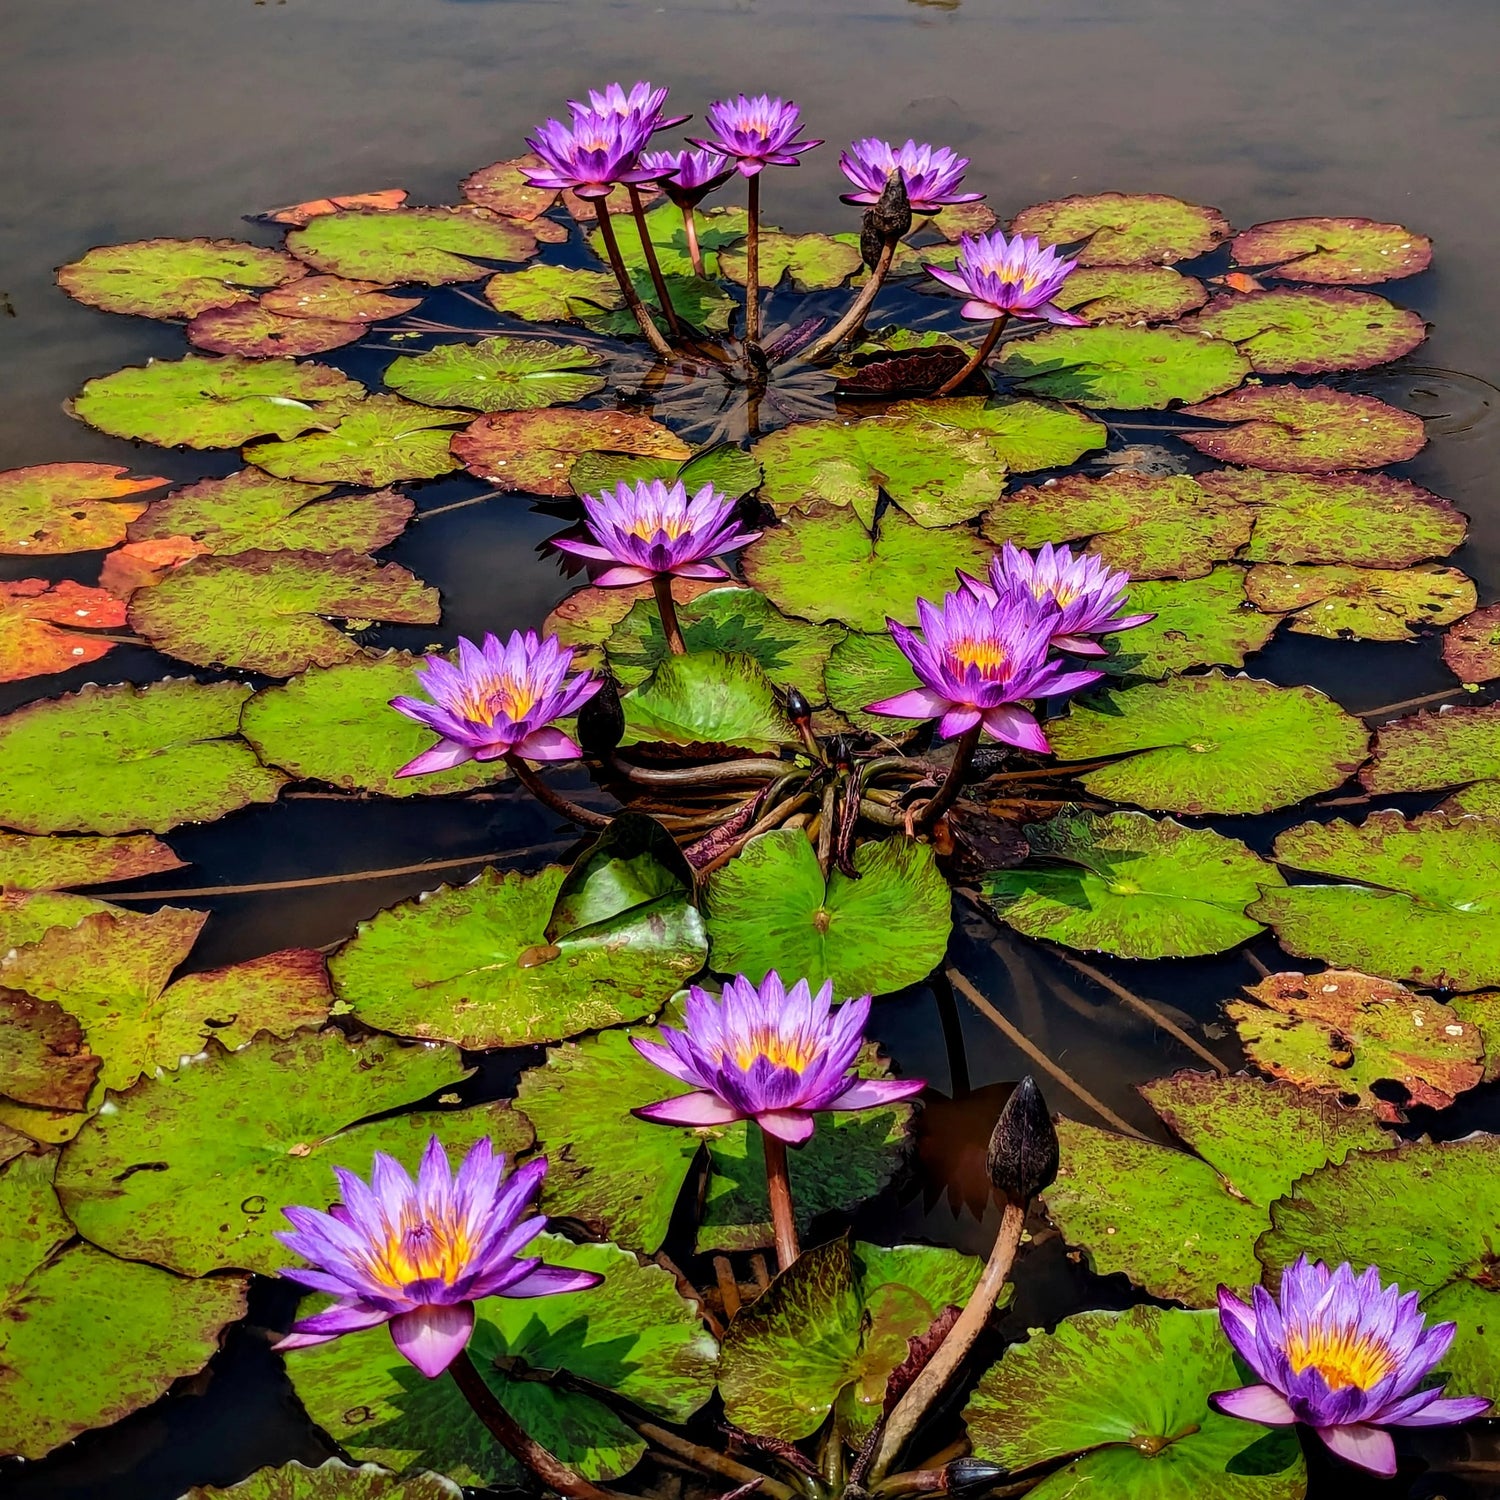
934;314;1007;398
594;194;673;358
914;723;981;831
763;1130;800;1269
744;173;762;345
798;237;898;362
683;205;706;278
629;184;683;338
653;573;688;654
505;753;612;827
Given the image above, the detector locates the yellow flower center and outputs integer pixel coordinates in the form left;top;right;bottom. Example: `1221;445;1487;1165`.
457;673;536;726
948;636;1007;675
627;510;691;542
362;1204;477;1289
717;1026;816;1073
1285;1324;1398;1392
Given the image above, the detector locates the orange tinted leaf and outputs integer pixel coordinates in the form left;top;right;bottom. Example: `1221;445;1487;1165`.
0;464;166;555
0;579;128;683
258;189;409;227
99;537;210;597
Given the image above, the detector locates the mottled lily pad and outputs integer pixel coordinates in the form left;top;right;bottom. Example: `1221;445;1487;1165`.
1008;193;1231;266
0;892;122;956
0;462;165;555
743;502;993;633
241;653;508;796
385;336;604;412
260;276;423;321
453;408;689;496
0;679;284;835
621;649;800;753
186;302;366;359
0;1151;248;1462
1444;605;1500;683
330;862;706;1049
286;207;538;284
1231;217;1433;284
1250;811;1500;992
1361;704;1500;800
0;579;126;683
997;325;1250;410
181;1459;461;1500
0;991;101;1110
569;444;764;502
1049;673;1368;815
460;153;560;220
1183;288;1426;375
1045;1070;1392;1305
1244;562;1475;640
128;551;439;677
542;577;723;673
720;231;863;290
244;396;470;486
1179;387;1426;471
1228;969;1483;1120
1055;264;1208;324
1101;568;1278;678
0;833;183;892
484;264;624;323
57;238;305;320
258;190;409;227
964;1304;1308;1500
583;273;737;338
885;396;1107;474
822;630;923;733
100;537;211;597
980;810;1282;958
71;356;366;450
705;829;952;997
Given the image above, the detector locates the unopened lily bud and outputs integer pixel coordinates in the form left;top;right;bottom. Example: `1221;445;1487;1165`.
985;1075;1058;1203
943;1458;1010;1497
785;685;813;724
869;167;913;246
576;673;624;754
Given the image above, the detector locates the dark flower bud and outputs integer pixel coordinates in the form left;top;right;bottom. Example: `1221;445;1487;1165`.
868;168;913;249
944;1458;1011;1498
828;734;854;769
860;214;888;273
576;674;624;754
985;1075;1059;1203
785;686;813;723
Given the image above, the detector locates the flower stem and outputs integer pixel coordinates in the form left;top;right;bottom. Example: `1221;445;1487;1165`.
762;1130;800;1270
870;1200;1026;1480
594;194;674;359
450;1348;619;1500
744;173;763;346
504;753;613;827
797;237;898;363
682;205;706;278
629;185;683;339
653;574;688;654
914;723;981;831
934;313;1008;398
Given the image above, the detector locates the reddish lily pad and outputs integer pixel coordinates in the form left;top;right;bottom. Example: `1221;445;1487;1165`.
128;550;439;677
260;275;423;321
0;991;101;1110
245;395;470;486
286;207;538;285
0;462;165;555
0;833;184;892
1361;704;1500;797
1178;386;1426;471
1054;264;1208;324
258;189;409;226
1227;969;1483;1120
384;336;605;412
99;537;210;596
453;408;689;496
1244;562;1475;641
919;201;997;241
57;238;305;320
1444;604;1500;683
1008;193;1231;266
186;302;366;358
460;154;562;220
0;579;126;683
1230;217;1433;284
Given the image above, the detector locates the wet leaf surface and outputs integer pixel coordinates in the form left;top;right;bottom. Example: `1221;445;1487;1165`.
1361;703;1500;798
621;649;801;752
260;275;423;321
0;462;164;555
286;207;538;284
1244;561;1475;640
484;263;624;323
0;579;126;683
886;396;1108;473
460;153;562;221
1443;604;1500;683
57;238;306;320
186;302;366;358
1008;193;1231;266
0;989;102;1110
1098;567;1278;678
1054;264;1208;323
244;395;471;485
385;335;604;412
1230;217;1433;284
0;832;183;892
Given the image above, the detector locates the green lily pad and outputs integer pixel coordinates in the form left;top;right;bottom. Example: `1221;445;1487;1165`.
1008;194;1232;267
1199;469;1467;567
128;469;413;556
1440;780;1500;818
1183;288;1426;375
0;462;165;555
1249;811;1500;992
0;1151;248;1462
885;396;1108;474
244;395;469;485
997;325;1250;410
570;444;764;502
1361;704;1500;798
1179;387;1426;471
180;1459;461;1500
1444;605;1500;683
621;649;801;753
460;153;562;221
0;891;121;955
587;203;748;280
485;263;624;323
981;809;1281;957
53;1027;533;1275
187;302;366;359
287;1232;715;1485
963;1304;1308;1500
1055;264;1208;324
71;355;366;450
822;630;923;734
242;652;508;796
704;829;951;997
286;207;538;284
329;861;707;1049
57;238;305;320
0;832;183;892
1227;969;1484;1120
607;588;843;697
1049;673;1369;815
0;679;285;835
721;231;863;290
1259;1135;1500;1398
1244;562;1475;641
583;273;738;338
516;1022;913;1255
744;502;993;634
1101;568;1278;678
384;336;604;412
260;276;423;321
1231;217;1433;284
719;1236;985;1443
453;407;689;497
128;551;439;677
1044;1070;1392;1307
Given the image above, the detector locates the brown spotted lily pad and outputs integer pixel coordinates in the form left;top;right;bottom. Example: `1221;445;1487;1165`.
1008;193;1230;266
1179;386;1426;471
244;396;470;486
1227;970;1483;1120
1054;264;1208;324
1444;605;1500;683
0;833;184;892
1230;217;1433;284
286;207;539;285
1245;562;1475;640
1361;704;1500;797
186;302;366;358
0;463;165;555
0;991;102;1111
0;580;127;683
461;154;562;220
260;274;422;321
57;238;306;320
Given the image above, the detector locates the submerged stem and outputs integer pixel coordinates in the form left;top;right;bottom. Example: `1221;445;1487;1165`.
630;184;683;338
934;313;1008;398
762;1130;800;1269
797;237;897;363
683;204;706;278
504;753;613;827
744;173;762;345
653;573;688;654
595;194;674;359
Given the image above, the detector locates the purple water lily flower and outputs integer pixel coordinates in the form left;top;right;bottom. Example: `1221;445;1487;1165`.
968;542;1156;656
274;1138;602;1379
640;148;736;208
573;80;690;134
390;631;600;776
865;586;1102;752
1213;1257;1491;1477
839;138;984;215
927;229;1087;324
631;972;925;1145
523;107;662;200
551;478;762;587
690;94;823;176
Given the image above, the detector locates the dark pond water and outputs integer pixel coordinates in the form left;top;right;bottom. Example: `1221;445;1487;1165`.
4;0;1500;1496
